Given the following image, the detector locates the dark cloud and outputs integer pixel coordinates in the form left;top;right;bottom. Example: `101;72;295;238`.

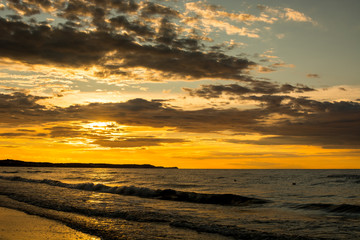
0;132;30;137
45;126;84;138
29;0;52;9
156;18;178;45
242;95;360;120
58;1;96;20
226;135;360;149
41;120;187;148
0;92;60;124
56;0;137;30
73;97;360;149
1;92;359;149
306;73;320;78
0;0;357;151
140;2;180;18
17;129;36;132
92;137;186;148
7;0;41;16
109;15;155;38
0;92;262;130
0;17;115;66
113;47;254;80
250;98;360;148
0;92;47;110
69;100;262;133
0;1;358;156
43;125;113;139
6;14;23;21
56;0;138;21
0;15;254;80
256;5;267;11
184;82;314;99
1;0;256;81
184;84;251;99
36;133;48;137
106;0;139;13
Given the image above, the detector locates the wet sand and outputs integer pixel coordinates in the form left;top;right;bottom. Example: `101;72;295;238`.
0;207;99;240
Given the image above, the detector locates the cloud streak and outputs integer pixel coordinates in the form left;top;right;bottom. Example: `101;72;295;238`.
93;137;186;148
183;82;314;99
1;92;359;149
307;74;320;78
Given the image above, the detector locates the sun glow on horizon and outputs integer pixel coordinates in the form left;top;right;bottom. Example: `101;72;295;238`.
84;121;120;130
0;0;359;168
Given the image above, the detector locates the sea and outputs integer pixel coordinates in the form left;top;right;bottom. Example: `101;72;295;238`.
0;168;359;240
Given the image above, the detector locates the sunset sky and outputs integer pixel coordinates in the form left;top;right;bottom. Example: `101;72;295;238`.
0;0;359;168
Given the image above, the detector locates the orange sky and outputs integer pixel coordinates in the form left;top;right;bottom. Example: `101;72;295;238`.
0;0;359;168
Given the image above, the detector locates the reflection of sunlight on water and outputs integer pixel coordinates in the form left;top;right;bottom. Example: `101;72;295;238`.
86;169;126;186
85;192;106;205
89;169;113;181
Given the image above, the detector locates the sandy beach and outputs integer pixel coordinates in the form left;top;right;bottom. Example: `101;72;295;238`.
0;207;99;240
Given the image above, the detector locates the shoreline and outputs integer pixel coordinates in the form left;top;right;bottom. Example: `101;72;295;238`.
0;206;99;240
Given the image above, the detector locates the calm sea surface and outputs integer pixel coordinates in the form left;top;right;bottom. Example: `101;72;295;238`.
0;168;359;239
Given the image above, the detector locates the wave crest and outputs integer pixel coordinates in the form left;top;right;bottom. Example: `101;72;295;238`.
0;175;269;206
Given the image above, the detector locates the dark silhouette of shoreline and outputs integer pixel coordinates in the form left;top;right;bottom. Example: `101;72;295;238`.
0;159;178;169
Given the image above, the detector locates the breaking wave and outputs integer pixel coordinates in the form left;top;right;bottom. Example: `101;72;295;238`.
0;175;269;206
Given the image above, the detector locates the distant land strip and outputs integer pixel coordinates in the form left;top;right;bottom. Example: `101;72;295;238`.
0;159;178;169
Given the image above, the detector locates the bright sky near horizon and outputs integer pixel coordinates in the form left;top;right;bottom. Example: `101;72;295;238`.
0;0;359;168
